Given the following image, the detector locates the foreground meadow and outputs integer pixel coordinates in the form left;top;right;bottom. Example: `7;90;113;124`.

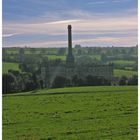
3;86;137;140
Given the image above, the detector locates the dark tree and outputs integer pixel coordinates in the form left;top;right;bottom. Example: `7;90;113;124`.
24;81;36;91
128;75;138;85
77;78;85;86
72;75;79;86
119;76;127;85
52;76;67;88
39;80;44;89
74;44;82;49
8;70;20;76
86;75;110;86
101;53;107;62
77;49;82;55
2;73;16;94
86;75;94;86
32;73;39;89
57;48;66;56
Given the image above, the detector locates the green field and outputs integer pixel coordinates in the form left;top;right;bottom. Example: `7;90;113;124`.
47;55;66;60
114;69;138;77
111;60;136;65
6;50;19;54
3;86;137;140
2;62;20;73
2;62;137;78
87;55;101;60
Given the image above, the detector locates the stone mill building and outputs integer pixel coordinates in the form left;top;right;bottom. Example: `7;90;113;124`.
41;25;114;87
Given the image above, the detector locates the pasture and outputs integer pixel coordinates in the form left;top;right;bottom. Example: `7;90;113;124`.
47;55;66;60
2;62;20;73
110;60;136;65
3;86;137;140
114;69;138;77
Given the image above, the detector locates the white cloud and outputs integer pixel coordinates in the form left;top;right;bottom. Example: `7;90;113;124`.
46;20;80;25
87;1;108;5
3;33;20;38
87;0;131;5
3;8;138;47
3;15;137;35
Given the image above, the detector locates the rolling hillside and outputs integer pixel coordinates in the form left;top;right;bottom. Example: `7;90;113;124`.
3;86;137;140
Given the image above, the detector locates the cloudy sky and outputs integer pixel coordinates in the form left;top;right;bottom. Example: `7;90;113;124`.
3;0;138;48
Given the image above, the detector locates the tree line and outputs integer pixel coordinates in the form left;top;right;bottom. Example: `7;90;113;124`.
3;70;137;94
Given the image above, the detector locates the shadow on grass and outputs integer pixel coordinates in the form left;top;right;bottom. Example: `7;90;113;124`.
3;89;136;98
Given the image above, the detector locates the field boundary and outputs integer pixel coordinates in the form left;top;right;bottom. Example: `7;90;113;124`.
3;89;137;98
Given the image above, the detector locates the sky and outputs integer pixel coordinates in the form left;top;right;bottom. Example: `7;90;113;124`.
3;0;138;48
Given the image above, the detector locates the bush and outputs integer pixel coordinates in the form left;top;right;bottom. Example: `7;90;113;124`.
52;76;68;88
128;75;138;85
2;73;16;94
86;75;110;86
119;76;127;85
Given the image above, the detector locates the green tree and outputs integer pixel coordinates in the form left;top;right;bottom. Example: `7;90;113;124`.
74;44;82;49
101;53;107;62
57;48;66;56
52;76;68;88
2;73;16;94
128;75;138;85
119;76;127;85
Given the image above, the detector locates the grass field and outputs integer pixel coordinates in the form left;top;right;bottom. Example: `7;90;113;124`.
6;48;58;55
2;62;20;73
47;55;66;60
3;86;137;140
114;69;138;77
88;55;101;60
111;60;136;65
